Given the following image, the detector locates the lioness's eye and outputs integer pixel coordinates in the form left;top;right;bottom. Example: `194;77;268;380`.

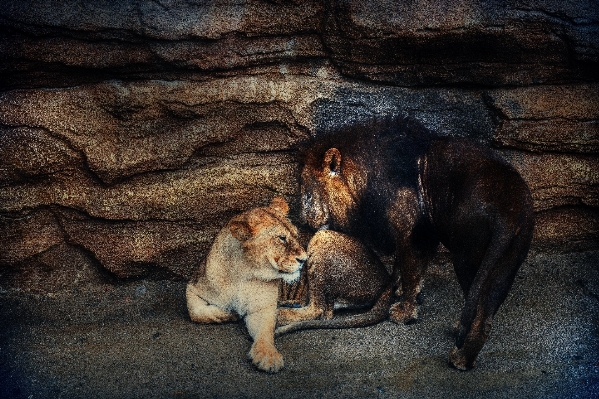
279;235;287;243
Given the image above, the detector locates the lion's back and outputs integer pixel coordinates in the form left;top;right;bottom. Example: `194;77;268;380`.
307;230;390;302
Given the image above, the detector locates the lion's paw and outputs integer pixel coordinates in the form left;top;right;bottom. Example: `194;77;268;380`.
448;346;475;371
248;340;284;373
389;301;418;324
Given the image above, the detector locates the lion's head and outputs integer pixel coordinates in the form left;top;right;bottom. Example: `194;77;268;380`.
300;147;365;233
229;197;307;284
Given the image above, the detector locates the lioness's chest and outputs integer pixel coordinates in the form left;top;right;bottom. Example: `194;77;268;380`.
230;280;279;316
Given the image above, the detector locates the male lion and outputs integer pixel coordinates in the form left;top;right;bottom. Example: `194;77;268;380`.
300;115;534;370
186;197;308;373
276;229;393;336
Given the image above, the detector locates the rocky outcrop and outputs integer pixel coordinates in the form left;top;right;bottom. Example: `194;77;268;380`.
1;0;598;291
323;0;599;86
488;84;599;251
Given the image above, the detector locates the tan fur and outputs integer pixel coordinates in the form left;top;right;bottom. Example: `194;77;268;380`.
276;230;392;336
186;197;307;373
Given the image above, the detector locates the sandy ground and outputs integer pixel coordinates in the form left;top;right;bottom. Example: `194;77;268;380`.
1;250;598;399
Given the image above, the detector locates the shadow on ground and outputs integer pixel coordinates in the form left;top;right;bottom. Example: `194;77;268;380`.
1;251;598;399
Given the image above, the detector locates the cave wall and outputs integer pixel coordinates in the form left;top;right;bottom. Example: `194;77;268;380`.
1;0;598;292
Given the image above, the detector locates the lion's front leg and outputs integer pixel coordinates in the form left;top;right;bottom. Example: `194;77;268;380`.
389;247;428;324
387;188;431;324
245;305;284;373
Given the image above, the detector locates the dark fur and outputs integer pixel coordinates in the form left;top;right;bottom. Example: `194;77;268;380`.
275;230;393;337
300;115;534;370
302;117;436;253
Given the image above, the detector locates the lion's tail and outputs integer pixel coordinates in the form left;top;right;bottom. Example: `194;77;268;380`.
274;285;393;338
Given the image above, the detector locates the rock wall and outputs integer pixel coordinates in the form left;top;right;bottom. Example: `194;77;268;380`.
1;0;598;292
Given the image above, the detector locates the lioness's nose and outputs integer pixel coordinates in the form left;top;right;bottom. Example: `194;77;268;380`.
296;257;307;267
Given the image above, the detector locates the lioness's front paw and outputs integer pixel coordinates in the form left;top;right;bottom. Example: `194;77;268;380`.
389;301;418;324
248;340;284;373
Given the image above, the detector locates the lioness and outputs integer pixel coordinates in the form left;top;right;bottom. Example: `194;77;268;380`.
300;115;534;370
186;197;307;373
276;229;393;336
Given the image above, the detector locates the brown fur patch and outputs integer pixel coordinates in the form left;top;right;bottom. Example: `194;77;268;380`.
276;230;393;336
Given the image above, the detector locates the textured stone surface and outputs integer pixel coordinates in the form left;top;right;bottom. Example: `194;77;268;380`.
1;0;598;289
322;0;599;86
504;151;599;211
533;207;599;252
490;85;599;153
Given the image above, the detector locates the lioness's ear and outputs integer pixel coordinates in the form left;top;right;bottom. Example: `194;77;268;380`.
270;196;289;215
229;217;252;242
323;148;342;176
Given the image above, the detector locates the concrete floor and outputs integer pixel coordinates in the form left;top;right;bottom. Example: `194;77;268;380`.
1;250;598;399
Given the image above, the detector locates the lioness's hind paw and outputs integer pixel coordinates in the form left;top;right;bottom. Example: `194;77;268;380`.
389;301;418;324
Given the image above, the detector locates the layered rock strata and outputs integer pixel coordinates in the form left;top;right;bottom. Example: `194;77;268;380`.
1;0;597;291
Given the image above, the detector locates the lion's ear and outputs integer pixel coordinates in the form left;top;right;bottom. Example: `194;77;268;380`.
323;148;342;176
269;196;289;216
229;217;253;242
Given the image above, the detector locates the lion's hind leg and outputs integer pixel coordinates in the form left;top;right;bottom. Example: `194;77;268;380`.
450;217;533;370
186;284;237;324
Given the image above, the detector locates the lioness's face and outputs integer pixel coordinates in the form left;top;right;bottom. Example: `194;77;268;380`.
252;220;307;284
300;148;358;232
230;197;307;284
